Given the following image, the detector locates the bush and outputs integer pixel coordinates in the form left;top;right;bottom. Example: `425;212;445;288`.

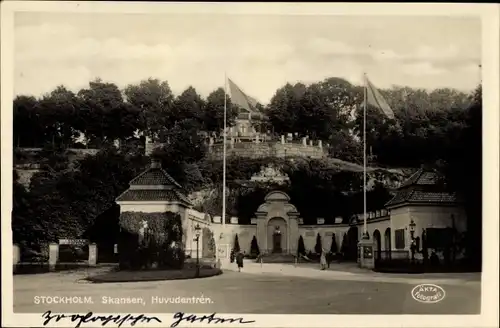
330;234;338;254
250;236;260;257
315;233;322;254
297;235;306;256
233;234;240;253
340;233;348;255
118;211;184;270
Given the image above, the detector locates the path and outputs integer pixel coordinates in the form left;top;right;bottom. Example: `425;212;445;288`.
221;260;481;286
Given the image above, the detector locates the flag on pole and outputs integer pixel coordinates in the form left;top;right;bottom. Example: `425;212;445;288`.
227;78;259;113
364;76;395;119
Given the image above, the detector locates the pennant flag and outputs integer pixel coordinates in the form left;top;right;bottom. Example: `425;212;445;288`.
365;76;395;119
227;78;259;113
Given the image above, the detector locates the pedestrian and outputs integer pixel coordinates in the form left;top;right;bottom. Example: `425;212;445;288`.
320;248;327;270
326;251;332;269
236;251;244;272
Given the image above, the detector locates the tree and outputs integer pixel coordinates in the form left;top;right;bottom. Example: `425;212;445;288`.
13;95;42;147
233;233;240;253
297;235;306;256
124;78;174;141
152;118;207;185
170;86;206;126
330;233;338;254
39;86;81;148
314;233;322;254
438;85;482;268
297;83;333;139
204;88;238;134
14;147;149;247
266;82;306;135
250;236;260;256
77;79;135;146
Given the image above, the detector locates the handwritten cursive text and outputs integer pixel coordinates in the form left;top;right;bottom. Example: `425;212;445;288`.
41;311;161;328
170;312;255;327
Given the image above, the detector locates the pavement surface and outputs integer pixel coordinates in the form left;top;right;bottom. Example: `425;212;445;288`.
13;264;481;315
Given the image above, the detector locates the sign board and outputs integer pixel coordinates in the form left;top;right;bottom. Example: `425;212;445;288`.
363;245;373;259
217;244;230;259
59;239;88;246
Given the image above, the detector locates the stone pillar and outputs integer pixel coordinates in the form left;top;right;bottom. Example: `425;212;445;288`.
318;140;322;149
13;244;20;273
309;140;313;146
358;238;375;269
281;135;285;144
49;243;59;272
256;214;267;253
88;243;97;267
13;244;20;265
302;137;307;146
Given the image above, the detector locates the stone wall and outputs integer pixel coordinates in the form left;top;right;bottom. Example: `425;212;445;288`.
206;141;327;160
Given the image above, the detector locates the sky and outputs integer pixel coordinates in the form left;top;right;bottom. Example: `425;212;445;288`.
14;12;481;104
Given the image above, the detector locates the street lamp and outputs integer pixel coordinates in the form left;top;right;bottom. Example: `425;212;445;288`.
409;219;416;239
409;219;416;261
194;223;201;277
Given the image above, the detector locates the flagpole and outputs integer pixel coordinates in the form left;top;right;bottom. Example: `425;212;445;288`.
223;72;227;229
363;73;368;238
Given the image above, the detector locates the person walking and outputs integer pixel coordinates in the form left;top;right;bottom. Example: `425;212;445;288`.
236;251;244;272
320;248;327;270
326;251;332;269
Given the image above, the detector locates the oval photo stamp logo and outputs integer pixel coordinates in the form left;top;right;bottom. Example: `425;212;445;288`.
411;284;446;303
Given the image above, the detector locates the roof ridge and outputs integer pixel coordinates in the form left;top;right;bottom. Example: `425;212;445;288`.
399;168;424;188
129;167;152;185
159;168;183;189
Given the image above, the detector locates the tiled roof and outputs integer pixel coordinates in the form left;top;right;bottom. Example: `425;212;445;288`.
129;168;182;188
384;168;458;208
399;168;439;188
115;161;191;204
385;188;458;208
116;189;192;205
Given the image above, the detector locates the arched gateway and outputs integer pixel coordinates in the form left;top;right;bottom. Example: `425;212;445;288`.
254;191;300;255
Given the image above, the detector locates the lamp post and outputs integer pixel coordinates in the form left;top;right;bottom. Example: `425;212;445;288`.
409;219;416;261
194;223;201;278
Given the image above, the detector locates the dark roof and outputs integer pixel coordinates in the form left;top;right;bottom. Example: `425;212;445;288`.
385;190;458;207
129;167;182;189
115;162;191;205
115;190;191;204
385;168;458;208
399;168;439;188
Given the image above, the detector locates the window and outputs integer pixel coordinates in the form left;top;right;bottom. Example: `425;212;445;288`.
395;229;405;249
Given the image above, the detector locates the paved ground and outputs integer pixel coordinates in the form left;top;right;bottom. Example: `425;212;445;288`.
13;265;481;315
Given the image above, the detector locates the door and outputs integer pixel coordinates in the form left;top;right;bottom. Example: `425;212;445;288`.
273;233;282;253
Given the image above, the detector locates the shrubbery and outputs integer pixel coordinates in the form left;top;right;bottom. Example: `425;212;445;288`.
118;211;184;270
297;235;306;256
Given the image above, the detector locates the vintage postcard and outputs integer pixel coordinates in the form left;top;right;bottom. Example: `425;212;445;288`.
1;1;499;328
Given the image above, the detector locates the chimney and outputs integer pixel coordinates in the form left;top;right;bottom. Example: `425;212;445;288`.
151;158;161;169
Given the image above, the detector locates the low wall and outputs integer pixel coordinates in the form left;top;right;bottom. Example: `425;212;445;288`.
207;142;326;160
299;225;350;252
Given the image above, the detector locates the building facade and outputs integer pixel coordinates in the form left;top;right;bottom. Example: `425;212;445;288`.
116;162;467;262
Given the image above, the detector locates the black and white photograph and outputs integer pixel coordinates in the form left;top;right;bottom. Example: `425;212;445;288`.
1;2;498;327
